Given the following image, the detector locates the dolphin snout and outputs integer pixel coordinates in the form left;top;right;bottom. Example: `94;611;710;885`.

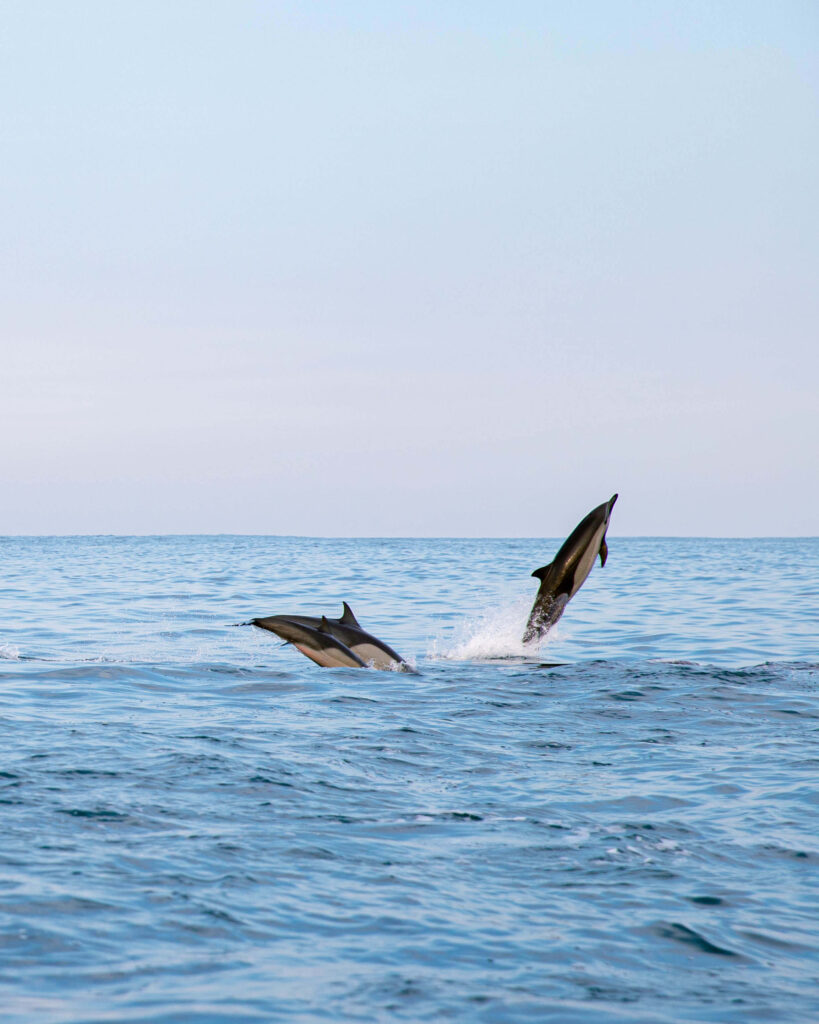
252;615;300;642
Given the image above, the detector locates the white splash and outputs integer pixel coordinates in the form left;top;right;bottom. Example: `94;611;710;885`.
432;599;562;662
0;642;21;660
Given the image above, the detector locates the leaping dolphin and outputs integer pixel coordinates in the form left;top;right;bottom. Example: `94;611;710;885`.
252;603;410;671
523;494;618;644
251;614;368;669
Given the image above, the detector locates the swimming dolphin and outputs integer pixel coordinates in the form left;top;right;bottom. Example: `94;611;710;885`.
252;603;409;671
523;494;618;644
255;602;362;637
251;614;368;669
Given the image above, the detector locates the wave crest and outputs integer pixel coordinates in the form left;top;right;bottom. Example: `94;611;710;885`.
0;642;21;661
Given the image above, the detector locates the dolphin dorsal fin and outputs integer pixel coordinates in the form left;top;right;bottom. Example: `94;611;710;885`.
599;538;608;567
319;615;332;633
531;562;553;581
340;602;361;628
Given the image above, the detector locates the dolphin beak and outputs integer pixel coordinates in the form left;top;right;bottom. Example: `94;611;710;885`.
609;493;618;509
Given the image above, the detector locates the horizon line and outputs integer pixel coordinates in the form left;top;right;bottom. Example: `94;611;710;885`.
1;533;816;541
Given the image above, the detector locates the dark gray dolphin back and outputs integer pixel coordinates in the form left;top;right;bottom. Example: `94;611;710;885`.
263;603;362;634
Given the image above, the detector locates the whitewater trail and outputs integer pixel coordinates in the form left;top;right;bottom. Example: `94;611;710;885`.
432;598;566;661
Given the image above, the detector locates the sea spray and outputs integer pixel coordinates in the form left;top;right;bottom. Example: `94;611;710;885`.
432;597;564;661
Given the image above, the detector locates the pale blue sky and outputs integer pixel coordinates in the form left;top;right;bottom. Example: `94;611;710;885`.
2;1;817;535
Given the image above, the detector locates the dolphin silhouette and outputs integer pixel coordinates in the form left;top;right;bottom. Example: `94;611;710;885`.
523;494;618;644
251;614;368;669
252;603;409;671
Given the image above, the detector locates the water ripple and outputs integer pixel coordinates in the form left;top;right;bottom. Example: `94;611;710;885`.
0;536;817;1021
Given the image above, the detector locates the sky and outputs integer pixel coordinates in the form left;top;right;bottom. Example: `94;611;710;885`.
1;1;817;536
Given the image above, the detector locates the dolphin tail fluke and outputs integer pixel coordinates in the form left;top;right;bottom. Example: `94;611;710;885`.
340;602;362;628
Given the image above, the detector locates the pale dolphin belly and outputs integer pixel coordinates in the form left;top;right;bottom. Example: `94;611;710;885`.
346;641;401;670
294;642;365;669
569;521;607;598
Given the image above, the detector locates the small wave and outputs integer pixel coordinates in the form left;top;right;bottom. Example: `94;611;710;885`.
0;642;21;660
432;599;560;661
652;921;743;959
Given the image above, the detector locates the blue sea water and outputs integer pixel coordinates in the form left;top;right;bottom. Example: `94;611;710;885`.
0;535;817;1023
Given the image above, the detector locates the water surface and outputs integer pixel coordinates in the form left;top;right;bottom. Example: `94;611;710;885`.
1;536;817;1022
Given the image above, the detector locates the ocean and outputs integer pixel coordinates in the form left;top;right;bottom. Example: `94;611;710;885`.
1;535;817;1023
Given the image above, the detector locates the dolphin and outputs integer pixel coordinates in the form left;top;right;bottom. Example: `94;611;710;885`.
252;603;410;671
523;494;618;644
254;601;362;637
251;614;368;669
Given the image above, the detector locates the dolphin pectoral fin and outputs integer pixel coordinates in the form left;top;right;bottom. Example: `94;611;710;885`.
599;538;608;567
531;562;553;581
340;602;362;629
319;615;332;633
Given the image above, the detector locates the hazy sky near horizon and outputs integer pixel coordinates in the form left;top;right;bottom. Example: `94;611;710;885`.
2;1;817;536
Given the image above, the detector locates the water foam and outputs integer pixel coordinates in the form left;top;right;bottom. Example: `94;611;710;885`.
433;599;562;661
0;642;21;660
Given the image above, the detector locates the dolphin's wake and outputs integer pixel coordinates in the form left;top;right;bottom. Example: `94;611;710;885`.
434;600;562;662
